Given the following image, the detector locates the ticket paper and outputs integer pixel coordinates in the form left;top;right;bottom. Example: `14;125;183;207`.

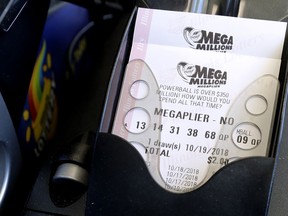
112;8;287;193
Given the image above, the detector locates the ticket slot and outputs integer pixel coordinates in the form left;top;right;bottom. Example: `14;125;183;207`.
86;133;274;216
87;7;288;215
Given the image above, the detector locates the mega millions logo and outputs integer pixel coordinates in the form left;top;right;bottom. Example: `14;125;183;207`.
19;40;57;157
183;27;233;52
177;62;227;88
